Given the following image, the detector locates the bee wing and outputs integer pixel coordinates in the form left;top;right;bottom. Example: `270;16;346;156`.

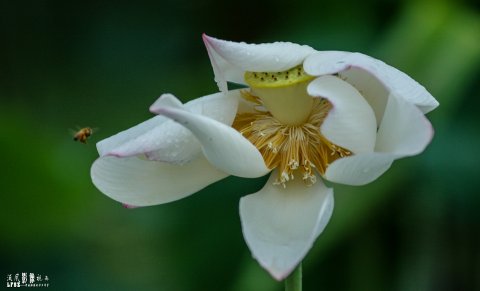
69;128;78;139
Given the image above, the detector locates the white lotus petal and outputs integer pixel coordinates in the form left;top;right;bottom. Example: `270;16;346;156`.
375;92;434;156
121;119;200;164
325;91;434;186
324;152;395;186
203;34;315;91
149;93;183;112
308;75;377;154
154;106;269;178
97;91;240;165
96;115;168;157
303;51;351;75
304;51;439;114
91;155;228;207
240;171;334;280
336;67;389;125
152;90;241;125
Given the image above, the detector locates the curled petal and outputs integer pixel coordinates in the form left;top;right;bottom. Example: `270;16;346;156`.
96;91;240;165
240;171;334;280
325;91;434;185
308;75;377;154
304;51;439;114
154;106;270;178
203;34;315;91
91;156;228;207
303;51;351;75
324;152;395;186
335;67;389;125
375;92;434;155
149;93;183;111
96;115;169;157
165;90;240;125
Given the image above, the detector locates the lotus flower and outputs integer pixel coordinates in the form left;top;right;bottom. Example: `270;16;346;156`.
91;35;438;280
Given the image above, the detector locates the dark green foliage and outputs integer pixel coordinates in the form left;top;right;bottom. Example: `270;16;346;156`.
1;0;479;290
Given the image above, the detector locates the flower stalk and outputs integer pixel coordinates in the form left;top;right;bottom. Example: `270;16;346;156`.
285;263;302;291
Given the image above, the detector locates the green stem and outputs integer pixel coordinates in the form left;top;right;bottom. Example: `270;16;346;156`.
285;263;302;291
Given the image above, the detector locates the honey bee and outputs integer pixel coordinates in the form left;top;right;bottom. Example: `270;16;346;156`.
73;127;94;144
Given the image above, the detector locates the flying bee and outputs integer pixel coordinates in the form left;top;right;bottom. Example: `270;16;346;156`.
72;127;95;144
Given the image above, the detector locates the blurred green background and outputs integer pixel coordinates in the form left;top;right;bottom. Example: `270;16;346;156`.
1;0;479;290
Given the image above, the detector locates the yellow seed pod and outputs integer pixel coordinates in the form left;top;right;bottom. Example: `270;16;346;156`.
244;65;314;88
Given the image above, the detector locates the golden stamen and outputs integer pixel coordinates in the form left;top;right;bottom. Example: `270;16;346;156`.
233;91;351;186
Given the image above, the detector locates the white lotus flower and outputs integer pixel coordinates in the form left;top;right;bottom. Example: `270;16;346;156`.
91;35;439;280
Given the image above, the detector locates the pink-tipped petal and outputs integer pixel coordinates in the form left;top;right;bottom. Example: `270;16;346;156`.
240;171;334;280
308;75;377;154
91;155;228;206
304;51;439;114
155;106;269;178
97;93;186;157
122;203;139;209
203;34;315;91
96;115;168;157
96;91;240;165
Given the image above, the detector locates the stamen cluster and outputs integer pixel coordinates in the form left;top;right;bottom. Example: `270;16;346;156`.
233;92;351;187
